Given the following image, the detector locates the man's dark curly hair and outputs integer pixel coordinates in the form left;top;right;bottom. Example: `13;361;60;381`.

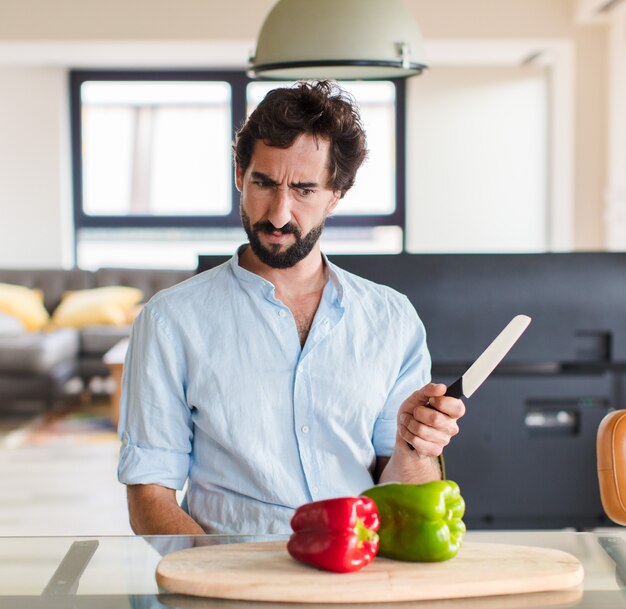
233;81;368;198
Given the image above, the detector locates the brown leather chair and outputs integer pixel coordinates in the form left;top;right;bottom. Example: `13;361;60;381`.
597;410;626;525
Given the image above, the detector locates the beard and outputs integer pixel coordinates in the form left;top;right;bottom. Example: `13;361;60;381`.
240;206;325;269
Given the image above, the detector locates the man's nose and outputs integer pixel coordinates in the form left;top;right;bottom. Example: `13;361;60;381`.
267;187;293;229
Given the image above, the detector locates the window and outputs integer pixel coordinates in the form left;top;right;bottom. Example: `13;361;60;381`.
81;81;232;217
70;71;405;268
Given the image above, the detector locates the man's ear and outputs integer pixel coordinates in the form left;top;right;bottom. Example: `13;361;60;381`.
326;191;341;215
235;164;244;192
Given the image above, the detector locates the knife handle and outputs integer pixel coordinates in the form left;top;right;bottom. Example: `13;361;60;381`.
444;377;464;399
406;377;463;450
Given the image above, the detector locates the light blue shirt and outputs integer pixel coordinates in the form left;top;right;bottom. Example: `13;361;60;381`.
117;248;431;534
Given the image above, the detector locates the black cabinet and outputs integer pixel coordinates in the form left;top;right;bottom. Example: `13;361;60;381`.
327;252;626;529
439;370;615;528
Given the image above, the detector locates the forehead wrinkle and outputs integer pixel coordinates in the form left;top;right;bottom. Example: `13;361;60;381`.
249;134;331;189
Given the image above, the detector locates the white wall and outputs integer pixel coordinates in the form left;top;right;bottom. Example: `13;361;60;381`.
0;67;72;267
406;66;548;252
0;0;614;266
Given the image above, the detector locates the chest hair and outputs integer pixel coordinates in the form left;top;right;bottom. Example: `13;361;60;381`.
285;294;322;346
293;309;315;346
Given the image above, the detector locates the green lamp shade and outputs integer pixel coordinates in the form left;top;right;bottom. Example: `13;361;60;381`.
249;0;428;80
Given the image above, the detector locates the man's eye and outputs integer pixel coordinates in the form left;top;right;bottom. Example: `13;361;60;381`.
253;180;272;188
298;188;314;197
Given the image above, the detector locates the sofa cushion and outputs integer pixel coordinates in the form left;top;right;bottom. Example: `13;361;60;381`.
0;312;25;336
96;268;193;300
81;325;131;355
0;358;77;402
0;328;79;374
51;286;143;328
0;283;50;331
0;269;95;313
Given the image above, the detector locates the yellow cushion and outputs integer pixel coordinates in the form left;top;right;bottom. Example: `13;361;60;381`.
126;303;144;324
51;286;143;328
0;283;50;331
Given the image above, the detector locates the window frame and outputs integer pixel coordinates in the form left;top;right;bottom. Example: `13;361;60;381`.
69;70;406;232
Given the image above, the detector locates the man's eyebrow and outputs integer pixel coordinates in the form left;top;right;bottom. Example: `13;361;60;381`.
290;181;319;189
250;171;277;185
250;171;319;189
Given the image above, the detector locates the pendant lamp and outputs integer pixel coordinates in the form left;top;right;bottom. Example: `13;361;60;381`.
249;0;428;80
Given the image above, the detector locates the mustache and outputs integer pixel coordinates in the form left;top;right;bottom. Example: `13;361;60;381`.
253;221;299;236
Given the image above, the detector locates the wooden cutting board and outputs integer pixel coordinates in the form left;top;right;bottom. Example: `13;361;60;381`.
156;541;584;604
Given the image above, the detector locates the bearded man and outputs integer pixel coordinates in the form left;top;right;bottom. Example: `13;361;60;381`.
117;81;465;535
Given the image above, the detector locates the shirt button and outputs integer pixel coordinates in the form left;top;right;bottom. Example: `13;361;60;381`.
278;310;287;317
312;486;319;495
301;425;309;433
297;365;304;373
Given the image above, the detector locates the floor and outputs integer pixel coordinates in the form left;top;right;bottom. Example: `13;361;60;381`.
0;399;133;537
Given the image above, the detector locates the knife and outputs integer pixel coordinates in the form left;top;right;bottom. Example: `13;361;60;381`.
406;314;531;450
444;314;532;399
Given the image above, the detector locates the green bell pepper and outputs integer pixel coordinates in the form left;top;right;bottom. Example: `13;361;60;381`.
361;480;466;562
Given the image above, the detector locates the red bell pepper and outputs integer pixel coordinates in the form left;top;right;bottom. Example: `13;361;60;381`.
287;496;380;573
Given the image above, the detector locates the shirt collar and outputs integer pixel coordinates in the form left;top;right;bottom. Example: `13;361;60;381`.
229;244;346;309
321;253;345;309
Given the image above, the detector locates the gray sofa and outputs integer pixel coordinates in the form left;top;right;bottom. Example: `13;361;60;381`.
0;267;194;411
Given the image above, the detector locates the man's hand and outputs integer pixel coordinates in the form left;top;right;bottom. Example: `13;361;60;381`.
377;383;465;485
397;383;465;458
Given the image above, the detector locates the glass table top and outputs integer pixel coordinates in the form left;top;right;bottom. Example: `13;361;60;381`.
2;530;626;608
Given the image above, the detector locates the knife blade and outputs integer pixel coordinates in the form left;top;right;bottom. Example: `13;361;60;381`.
406;314;531;452
444;314;532;399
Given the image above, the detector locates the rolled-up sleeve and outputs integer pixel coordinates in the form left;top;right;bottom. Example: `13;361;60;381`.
372;297;431;456
117;303;192;491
